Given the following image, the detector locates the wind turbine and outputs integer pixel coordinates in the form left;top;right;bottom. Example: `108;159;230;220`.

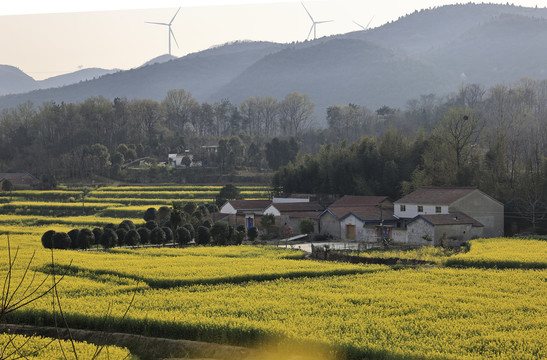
145;7;181;56
353;16;374;31
301;2;333;40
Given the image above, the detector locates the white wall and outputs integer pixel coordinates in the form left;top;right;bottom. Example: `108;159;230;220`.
391;229;408;244
263;205;281;216
272;197;309;203
394;204;448;219
339;215;382;242
339;214;361;240
405;218;435;246
319;211;341;238
220;202;237;214
451;191;504;237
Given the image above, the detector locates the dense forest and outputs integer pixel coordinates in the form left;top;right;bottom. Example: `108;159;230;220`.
1;79;546;232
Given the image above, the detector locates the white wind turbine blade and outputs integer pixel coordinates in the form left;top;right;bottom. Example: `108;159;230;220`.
316;20;333;24
145;21;168;26
301;2;314;22
365;16;374;29
353;20;366;30
307;24;314;40
170;28;179;48
169;7;181;25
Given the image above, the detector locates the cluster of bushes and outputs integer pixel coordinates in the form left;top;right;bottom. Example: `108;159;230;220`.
41;202;250;250
142;203;248;246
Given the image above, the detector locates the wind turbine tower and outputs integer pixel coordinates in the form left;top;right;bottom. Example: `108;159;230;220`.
145;7;181;56
301;2;333;40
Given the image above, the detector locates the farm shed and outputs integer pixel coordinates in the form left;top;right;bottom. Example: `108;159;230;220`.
405;212;484;247
0;173;40;189
319;205;398;241
319;195;396;240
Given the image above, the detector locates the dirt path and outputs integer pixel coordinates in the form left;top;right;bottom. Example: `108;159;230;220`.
1;324;261;360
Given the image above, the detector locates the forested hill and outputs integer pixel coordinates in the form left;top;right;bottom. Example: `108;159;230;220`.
38;68;119;89
2;4;547;116
0;65;115;97
209;38;455;112
424;14;547;84
342;3;547;54
0;65;39;95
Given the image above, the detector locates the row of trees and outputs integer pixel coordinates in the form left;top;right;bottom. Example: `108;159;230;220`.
40;203;260;251
41;220;213;250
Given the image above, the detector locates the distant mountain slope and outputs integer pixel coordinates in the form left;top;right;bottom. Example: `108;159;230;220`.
343;3;547;54
210;38;457;114
38;68;119;89
140;54;177;67
425;13;547;85
0;65;39;95
0;41;283;109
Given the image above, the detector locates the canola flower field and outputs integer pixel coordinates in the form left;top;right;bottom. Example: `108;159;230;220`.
0;333;134;360
0;186;546;359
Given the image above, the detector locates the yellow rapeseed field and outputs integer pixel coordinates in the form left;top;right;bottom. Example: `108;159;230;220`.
1;231;545;359
446;238;547;269
0;333;134;360
0;187;545;359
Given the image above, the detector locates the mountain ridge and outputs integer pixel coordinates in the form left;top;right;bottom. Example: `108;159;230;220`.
1;4;547;118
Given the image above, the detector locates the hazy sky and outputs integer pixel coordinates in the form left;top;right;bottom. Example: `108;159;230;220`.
1;0;544;80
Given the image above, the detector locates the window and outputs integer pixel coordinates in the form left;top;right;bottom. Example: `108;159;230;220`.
400;205;406;212
417;205;423;213
436;206;442;213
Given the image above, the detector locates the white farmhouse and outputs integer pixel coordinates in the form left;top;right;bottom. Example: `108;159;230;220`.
394;187;504;245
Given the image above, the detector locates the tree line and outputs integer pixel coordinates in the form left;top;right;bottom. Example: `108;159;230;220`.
40;195;258;250
0;90;315;179
274;80;547;234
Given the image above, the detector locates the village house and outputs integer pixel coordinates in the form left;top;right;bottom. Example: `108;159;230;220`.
168;150;202;168
263;201;324;234
219;196;323;235
405;212;484;247
0;173;40;190
219;199;272;229
319;195;398;241
393;186;504;246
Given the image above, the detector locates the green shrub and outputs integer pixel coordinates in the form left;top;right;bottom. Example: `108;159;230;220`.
162;226;174;243
116;228;128;246
68;229;80;249
77;228;94;250
41;230;56;249
52;232;71;249
150;227;166;245
196;226;210;245
177;227;192;245
101;228;118;249
137;227;150;245
124;229;140;247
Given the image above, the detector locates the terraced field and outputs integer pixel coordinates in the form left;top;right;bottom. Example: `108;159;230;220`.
0;187;545;359
0;185;270;218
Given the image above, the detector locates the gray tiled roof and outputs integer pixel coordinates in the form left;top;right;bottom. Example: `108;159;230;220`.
395;187;476;205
